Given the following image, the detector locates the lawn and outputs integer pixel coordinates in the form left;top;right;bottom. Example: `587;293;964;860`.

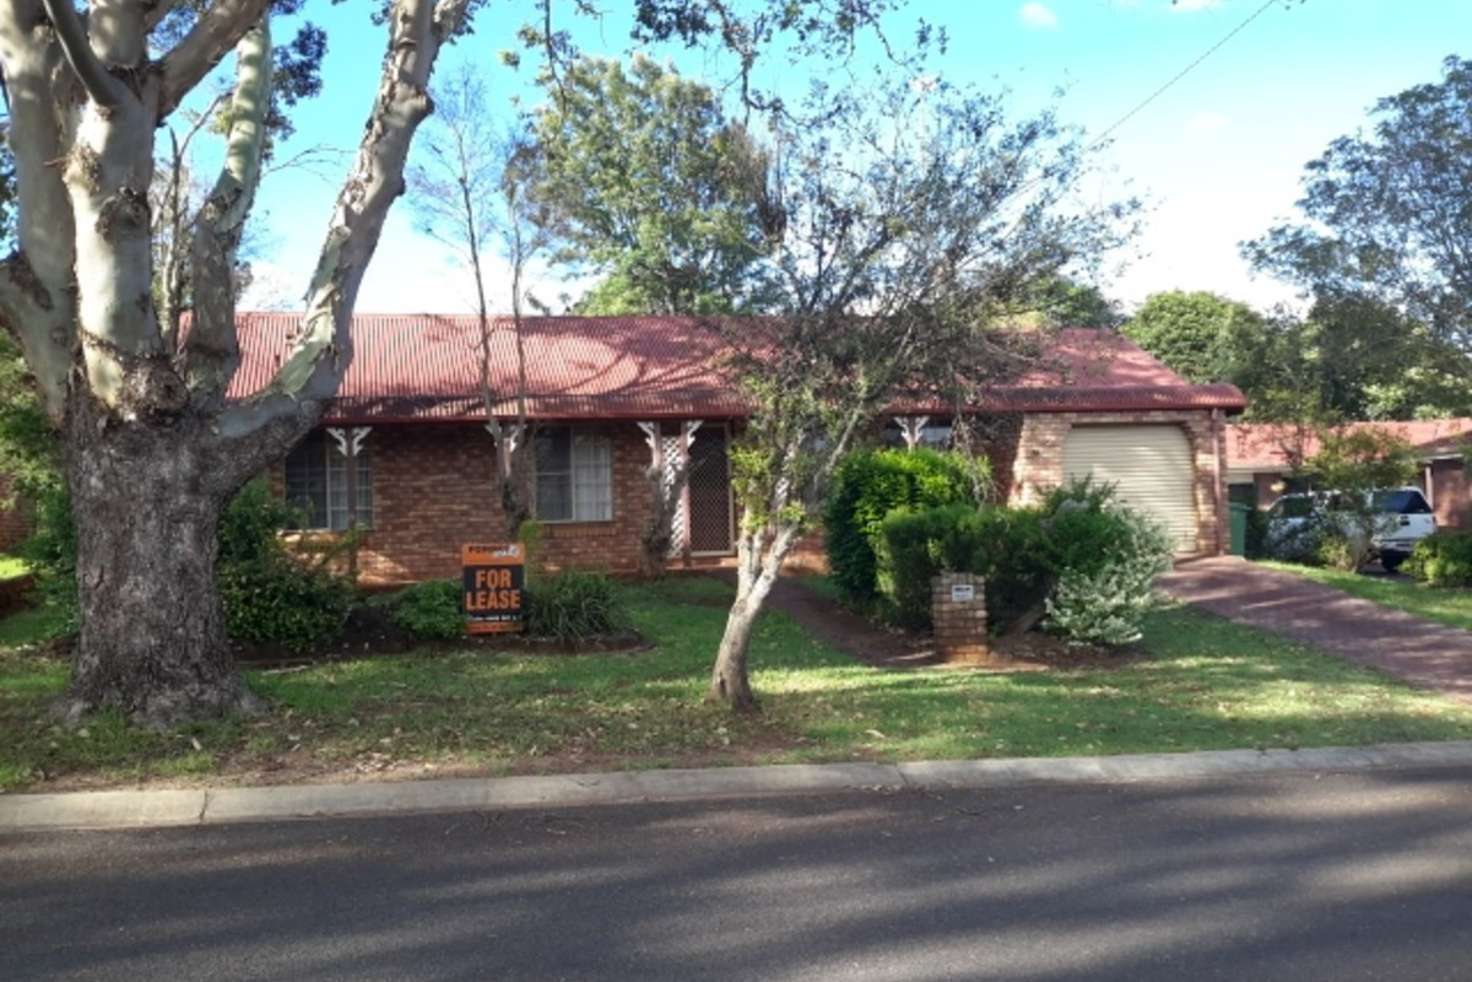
0;554;26;581
4;575;1472;792
1257;560;1472;633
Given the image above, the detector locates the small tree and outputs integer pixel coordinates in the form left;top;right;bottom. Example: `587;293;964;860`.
1299;428;1418;569
703;79;1137;709
408;65;547;538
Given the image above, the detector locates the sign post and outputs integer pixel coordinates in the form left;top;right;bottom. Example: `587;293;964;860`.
462;543;526;635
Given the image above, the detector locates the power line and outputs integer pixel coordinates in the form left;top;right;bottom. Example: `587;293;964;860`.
1088;0;1284;151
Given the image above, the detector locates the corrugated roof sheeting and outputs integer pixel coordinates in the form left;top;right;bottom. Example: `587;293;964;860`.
225;314;1247;422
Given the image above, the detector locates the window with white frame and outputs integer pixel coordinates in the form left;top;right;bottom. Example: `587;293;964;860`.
534;427;613;522
284;430;374;531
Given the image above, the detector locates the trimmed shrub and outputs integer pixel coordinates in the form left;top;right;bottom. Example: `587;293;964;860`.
875;504;965;629
1405;532;1472;587
824;448;985;603
390;579;464;640
875;479;1173;645
219;557;352;651
526;570;630;643
215;481;354;651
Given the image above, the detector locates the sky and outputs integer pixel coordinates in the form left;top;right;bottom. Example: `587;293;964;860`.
229;0;1472;317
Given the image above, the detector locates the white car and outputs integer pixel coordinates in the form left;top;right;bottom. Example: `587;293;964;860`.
1265;487;1436;571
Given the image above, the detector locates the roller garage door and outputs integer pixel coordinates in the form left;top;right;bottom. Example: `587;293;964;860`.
1062;424;1199;553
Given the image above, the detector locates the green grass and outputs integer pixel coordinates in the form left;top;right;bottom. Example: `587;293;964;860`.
1257;560;1472;633
4;575;1472;791
0;555;27;582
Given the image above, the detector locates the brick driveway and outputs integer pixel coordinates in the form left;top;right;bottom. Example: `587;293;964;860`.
1159;557;1472;704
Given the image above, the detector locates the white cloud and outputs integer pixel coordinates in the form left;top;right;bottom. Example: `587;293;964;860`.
1170;0;1222;11
1018;3;1059;29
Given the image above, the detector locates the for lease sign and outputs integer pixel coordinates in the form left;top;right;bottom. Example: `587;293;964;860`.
462;543;526;634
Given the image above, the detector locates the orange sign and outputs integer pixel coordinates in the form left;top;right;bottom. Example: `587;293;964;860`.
462;543;526;635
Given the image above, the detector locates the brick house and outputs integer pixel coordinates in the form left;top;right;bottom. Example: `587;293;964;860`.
1226;420;1472;528
231;314;1246;584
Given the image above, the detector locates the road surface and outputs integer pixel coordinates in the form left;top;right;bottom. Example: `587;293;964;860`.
5;766;1472;980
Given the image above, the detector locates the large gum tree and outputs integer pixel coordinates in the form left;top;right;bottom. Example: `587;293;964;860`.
0;0;922;728
0;0;473;726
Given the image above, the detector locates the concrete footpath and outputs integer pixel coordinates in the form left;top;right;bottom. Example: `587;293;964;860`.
6;740;1472;832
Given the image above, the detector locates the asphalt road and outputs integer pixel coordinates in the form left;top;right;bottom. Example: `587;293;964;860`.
5;767;1472;981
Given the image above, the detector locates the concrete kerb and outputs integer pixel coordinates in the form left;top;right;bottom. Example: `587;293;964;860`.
6;740;1472;832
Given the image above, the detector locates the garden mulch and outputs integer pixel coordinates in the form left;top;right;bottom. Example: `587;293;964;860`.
1160;556;1472;704
762;576;1092;671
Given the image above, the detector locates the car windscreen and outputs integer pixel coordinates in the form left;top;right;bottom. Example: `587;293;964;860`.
1372;490;1432;515
1275;497;1315;518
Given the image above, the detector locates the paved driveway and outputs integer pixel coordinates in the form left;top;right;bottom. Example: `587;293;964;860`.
1160;557;1472;703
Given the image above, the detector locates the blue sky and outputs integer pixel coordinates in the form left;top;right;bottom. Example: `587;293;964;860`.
230;0;1472;316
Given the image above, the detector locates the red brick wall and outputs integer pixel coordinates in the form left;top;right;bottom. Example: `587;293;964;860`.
1008;409;1228;556
1429;459;1470;529
0;475;33;552
282;423;664;585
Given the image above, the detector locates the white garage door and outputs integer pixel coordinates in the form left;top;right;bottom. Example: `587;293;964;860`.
1062;424;1199;553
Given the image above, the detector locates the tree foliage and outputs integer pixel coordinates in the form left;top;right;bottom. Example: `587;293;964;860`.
1245;55;1472;352
1123;290;1270;385
526;56;777;315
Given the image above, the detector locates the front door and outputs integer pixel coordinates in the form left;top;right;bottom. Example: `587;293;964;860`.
687;426;734;554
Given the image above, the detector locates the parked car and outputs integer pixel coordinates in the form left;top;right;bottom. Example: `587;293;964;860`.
1265;487;1435;571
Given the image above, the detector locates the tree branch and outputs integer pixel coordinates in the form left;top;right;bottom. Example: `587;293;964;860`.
181;15;270;401
40;0;127;107
215;0;474;445
0;254;73;418
156;0;269;118
0;0;77;418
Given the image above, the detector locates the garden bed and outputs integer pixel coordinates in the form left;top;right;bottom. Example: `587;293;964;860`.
230;602;649;667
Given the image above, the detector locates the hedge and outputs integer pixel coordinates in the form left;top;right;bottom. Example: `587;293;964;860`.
824;447;986;603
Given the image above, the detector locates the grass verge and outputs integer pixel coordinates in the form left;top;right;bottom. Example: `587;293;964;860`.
1257;560;1472;633
4;575;1472;791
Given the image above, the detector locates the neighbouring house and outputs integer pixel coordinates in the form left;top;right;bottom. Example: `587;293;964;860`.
1226;420;1472;528
0;475;32;552
228;314;1247;584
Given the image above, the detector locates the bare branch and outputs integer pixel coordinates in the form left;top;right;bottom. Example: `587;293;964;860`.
181;15;270;400
156;0;269;118
40;0;128;107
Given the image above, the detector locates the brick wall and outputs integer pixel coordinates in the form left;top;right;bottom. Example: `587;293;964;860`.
1007;409;1228;556
356;423;660;584
273;423;683;585
1429;459;1469;529
0;475;33;552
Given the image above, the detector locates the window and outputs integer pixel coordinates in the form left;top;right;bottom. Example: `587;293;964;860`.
1271;495;1314;520
284;430;373;531
534;427;613;522
881;420;954;449
1373;489;1432;515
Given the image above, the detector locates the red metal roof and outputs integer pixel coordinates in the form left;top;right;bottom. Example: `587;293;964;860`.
227;314;1246;423
1227;419;1472;471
